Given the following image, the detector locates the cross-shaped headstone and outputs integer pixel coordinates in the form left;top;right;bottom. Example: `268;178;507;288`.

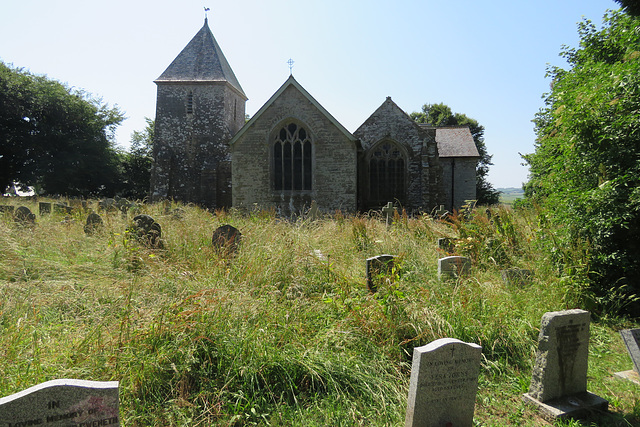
435;205;447;218
382;202;395;227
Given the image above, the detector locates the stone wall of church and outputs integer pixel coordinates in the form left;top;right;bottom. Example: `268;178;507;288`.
355;98;442;212
231;85;357;214
439;157;477;212
151;82;245;208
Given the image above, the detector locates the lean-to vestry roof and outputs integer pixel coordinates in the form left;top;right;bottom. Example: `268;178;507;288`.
420;125;480;158
155;18;246;99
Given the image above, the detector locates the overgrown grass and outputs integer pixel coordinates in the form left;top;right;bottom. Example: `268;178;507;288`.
0;199;638;426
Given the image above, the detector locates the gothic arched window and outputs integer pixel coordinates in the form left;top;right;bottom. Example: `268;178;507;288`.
368;141;406;205
273;123;312;191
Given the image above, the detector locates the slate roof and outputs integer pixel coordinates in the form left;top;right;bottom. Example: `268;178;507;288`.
155;18;246;99
230;75;356;146
420;125;480;158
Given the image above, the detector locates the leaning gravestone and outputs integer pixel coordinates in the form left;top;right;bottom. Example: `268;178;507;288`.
405;338;482;427
438;256;471;280
0;379;119;426
14;206;36;226
523;309;608;420
614;328;640;385
84;213;104;235
130;215;163;248
366;254;396;293
212;224;242;255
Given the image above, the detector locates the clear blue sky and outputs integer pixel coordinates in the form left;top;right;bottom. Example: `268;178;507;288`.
0;0;619;188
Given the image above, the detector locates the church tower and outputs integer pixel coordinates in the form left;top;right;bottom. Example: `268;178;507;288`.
150;18;247;208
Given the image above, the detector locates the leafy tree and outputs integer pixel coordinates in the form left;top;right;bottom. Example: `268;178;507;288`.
0;62;124;196
411;103;500;205
614;0;640;16
120;118;154;200
523;10;640;314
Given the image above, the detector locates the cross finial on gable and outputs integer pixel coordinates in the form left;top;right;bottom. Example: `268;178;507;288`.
287;58;295;75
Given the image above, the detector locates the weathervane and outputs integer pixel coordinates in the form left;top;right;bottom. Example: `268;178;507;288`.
287;58;294;75
204;6;210;20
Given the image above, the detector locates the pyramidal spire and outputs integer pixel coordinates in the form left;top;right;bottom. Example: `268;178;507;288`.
155;18;245;98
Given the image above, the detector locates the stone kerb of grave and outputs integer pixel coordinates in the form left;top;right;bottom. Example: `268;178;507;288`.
500;268;533;286
437;256;471;280
0;379;119;426
614;328;640;385
130;215;163;248
212;224;242;255
523;309;608;420
405;338;482;427
14;206;36;226
366;254;396;293
84;213;104;235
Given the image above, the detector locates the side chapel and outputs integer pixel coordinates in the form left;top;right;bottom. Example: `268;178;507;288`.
150;19;479;214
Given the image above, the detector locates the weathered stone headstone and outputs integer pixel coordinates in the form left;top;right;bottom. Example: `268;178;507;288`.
614;328;640;385
437;256;471;280
366;254;396;293
14;206;36;226
39;202;52;216
212;224;242;255
307;200;320;221
130;214;163;248
382;202;395;227
98;198;117;212
53;202;73;215
500;268;533;286
437;238;455;254
405;338;482;427
0;379;119;426
84;213;104;235
523;309;608;420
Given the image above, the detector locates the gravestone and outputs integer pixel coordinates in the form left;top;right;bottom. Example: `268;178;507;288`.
0;205;15;215
405;338;482;427
84;213;104;235
0;379;119;426
437;238;455;254
130;215;163;248
39;202;52;216
500;268;533;286
614;328;640;385
438;256;471;280
523;309;608;420
98;198;117;212
53;202;73;215
212;224;242;255
307;200;320;221
366;254;396;293
382;202;395;227
14;206;36;226
433;205;448;218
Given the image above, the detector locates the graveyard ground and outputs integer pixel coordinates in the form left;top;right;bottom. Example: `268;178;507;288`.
0;199;639;426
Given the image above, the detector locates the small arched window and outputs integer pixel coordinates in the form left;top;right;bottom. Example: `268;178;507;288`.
274;123;312;191
368;141;406;205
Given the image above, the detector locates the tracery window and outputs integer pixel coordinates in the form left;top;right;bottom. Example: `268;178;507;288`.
273;123;312;191
369;141;405;204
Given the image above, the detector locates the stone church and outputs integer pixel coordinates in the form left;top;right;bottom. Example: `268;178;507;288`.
150;19;479;214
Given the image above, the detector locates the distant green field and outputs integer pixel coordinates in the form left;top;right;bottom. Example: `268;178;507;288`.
497;187;524;205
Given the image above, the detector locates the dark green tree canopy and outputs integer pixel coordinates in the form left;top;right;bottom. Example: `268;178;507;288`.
411;103;500;205
120;118;154;200
0;62;124;196
524;10;640;314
